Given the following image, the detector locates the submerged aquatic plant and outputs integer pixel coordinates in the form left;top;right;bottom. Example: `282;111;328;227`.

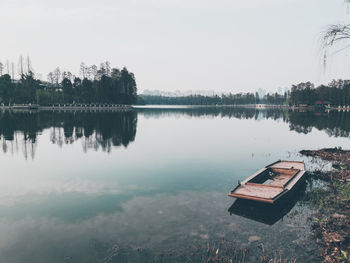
334;181;350;201
335;250;350;262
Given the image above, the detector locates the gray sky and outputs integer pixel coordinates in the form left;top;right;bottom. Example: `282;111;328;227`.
1;0;350;93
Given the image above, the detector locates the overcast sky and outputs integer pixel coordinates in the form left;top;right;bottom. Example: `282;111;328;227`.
1;0;350;93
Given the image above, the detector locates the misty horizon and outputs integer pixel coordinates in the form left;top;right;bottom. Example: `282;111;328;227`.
2;0;350;94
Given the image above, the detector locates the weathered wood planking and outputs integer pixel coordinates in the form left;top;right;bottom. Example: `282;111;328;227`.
228;160;306;204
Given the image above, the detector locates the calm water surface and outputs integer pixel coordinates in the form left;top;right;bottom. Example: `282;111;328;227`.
0;108;349;262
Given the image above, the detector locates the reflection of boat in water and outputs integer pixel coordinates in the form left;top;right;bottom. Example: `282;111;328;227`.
228;180;307;225
228;161;306;204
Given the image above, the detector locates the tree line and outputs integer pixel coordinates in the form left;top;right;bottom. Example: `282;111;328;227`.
138;92;287;106
288;80;350;106
0;57;137;105
139;79;350;107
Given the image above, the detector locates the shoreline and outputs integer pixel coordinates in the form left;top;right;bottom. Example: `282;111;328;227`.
2;103;350;112
138;104;350;111
0;104;133;112
300;148;350;263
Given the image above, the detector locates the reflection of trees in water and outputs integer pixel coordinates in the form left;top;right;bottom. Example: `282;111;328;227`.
0;111;39;159
48;112;137;153
288;111;350;138
139;107;350;139
138;107;287;121
0;111;137;158
0;108;349;159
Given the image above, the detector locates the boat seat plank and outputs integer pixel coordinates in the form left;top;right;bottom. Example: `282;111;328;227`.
246;182;284;189
233;184;283;199
269;162;304;171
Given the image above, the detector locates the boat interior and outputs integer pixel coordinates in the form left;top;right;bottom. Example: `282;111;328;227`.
247;167;300;188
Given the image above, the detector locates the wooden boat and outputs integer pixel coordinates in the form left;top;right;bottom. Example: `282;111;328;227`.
228;160;306;204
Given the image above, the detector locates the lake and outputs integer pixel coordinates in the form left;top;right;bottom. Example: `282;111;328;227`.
0;107;349;262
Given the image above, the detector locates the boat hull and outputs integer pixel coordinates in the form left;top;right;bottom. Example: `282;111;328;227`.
228;179;307;225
